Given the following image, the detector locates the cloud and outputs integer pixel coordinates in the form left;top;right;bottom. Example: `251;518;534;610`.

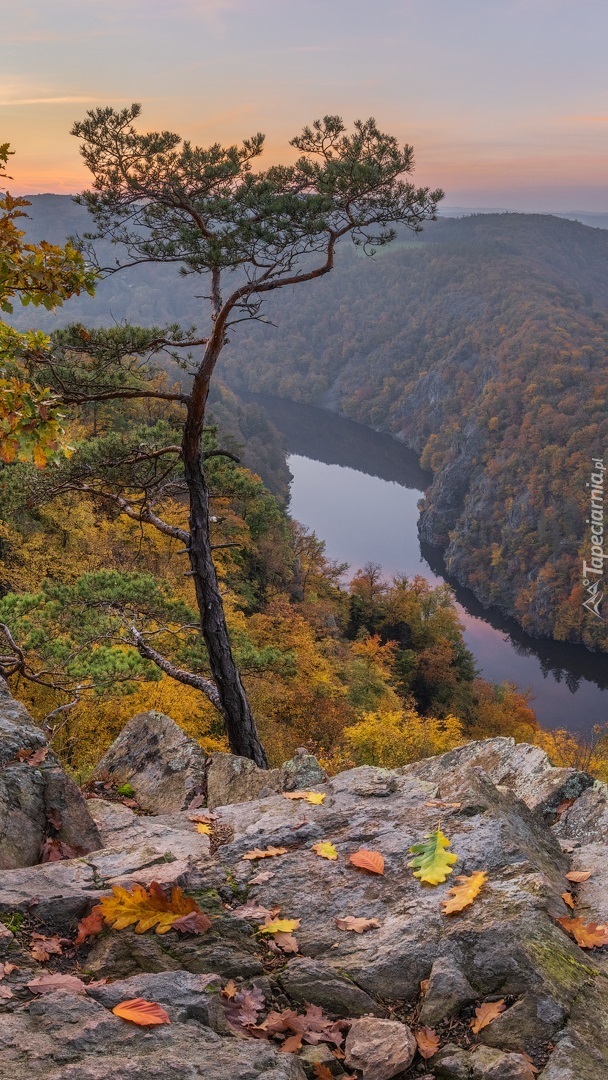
0;96;100;107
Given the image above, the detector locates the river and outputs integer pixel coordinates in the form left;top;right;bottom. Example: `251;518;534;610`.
243;392;608;739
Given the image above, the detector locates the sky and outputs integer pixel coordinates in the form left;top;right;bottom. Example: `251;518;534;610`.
2;0;607;211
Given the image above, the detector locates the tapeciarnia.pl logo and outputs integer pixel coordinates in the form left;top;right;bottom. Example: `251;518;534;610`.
582;457;606;621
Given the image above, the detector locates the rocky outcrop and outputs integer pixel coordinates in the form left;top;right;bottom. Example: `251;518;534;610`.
91;711;327;813
206;747;327;809
0;680;101;869
1;733;608;1078
90;710;208;814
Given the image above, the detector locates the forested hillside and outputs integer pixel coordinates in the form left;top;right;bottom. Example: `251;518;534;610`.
11;200;608;650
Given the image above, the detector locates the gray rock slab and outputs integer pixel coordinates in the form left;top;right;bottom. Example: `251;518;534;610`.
344;1016;416;1079
91;710;208;813
0;680;101;869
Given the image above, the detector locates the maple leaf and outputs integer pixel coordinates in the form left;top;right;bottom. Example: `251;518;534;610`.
312;841;338;861
566;870;593;883
194;822;212;835
112;997;171;1026
555;916;608;949
29;933;65;962
335;916;381;933
242;846;289;861
98;881;204;934
349;849;385;875
283;791;326;805
74;907;105;946
441;870;487;914
223;985;266;1030
470;999;506;1034
249;869;275;886
415;1026;441;1059
258;918;301;935
562;891;576;910
27;973;86;994
409;828;458;885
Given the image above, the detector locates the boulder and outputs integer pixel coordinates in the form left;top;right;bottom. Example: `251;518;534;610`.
434;1044;542;1079
344;1016;416;1079
90;710;207;813
419;956;477;1026
0;679;100;869
278;957;383;1017
206;747;327;809
0;984;306;1080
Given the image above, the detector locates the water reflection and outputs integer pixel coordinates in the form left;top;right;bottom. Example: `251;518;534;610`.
238;391;608;736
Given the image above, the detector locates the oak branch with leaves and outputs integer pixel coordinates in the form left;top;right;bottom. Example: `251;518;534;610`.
3;107;443;766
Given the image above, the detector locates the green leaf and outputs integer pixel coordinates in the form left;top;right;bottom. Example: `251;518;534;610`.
408;828;458;885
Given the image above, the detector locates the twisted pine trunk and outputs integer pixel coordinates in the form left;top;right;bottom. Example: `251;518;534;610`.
182;388;269;768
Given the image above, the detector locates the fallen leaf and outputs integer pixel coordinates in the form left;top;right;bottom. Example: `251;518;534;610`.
172;911;212;935
420;978;430;995
335;916;381;933
282;1033;304;1053
249;869;275;886
29;933;65;962
232;903;276;921
112;997;171;1026
555;916;608;949
75;907;105;946
40;837;80;863
555;798;576;818
0;962;17;978
194;823;212;835
27;973;86;994
424;800;461;809
46;808;63;830
19;746;49;767
415;1026;441;1059
566;870;593;883
274;931;299;953
441;871;487;915
283;791;326;805
313;1065;334;1079
0;985;13;999
189;813;214;825
259;918;301;936
409;828;458;886
242;846;288;861
98;881;207;935
521;1053;540;1077
222;979;238;999
348;849;385;875
562;892;576;910
312;841;338;861
470;999;506;1034
223;985;266;1030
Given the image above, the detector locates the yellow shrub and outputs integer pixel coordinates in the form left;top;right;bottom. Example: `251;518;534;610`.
343;707;464;769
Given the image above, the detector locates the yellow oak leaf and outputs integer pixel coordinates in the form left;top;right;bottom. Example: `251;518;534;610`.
258;918;301;935
97;882;203;935
409;828;458;885
441;871;487;914
555;916;608;949
283;791;326;805
312;841;338;860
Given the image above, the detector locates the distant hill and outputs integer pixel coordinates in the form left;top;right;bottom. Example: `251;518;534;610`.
10;198;608;650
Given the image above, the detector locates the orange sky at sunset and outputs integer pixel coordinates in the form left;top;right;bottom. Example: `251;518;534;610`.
2;0;607;211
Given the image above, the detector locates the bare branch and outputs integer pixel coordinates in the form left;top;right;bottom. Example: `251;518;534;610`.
129;626;224;715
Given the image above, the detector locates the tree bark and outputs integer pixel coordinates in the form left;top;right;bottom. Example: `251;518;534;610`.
182;436;269;768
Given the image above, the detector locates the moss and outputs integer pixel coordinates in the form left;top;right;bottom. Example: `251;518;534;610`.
189;888;224;915
0;911;25;934
526;929;598;1001
116;782;135;797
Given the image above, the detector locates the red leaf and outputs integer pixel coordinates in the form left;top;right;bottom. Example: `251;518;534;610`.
171;911;212;935
112;997;171;1026
348;849;385;875
75;907;105;947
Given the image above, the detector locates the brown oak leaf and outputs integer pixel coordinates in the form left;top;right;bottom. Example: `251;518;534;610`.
335;916;381;933
415;1026;441;1059
556;916;608;949
29;933;65;962
470;999;506;1034
242;846;288;860
27;973;86;994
